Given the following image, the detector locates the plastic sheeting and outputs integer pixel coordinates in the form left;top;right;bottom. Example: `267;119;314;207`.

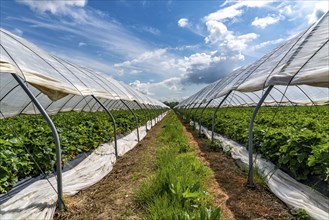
0;28;167;119
192;121;329;220
0;113;167;220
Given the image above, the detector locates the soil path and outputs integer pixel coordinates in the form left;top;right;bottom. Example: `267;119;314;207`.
180;117;294;220
55;112;293;219
54;117;165;220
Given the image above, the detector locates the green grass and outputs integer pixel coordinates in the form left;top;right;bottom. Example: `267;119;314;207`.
134;111;220;219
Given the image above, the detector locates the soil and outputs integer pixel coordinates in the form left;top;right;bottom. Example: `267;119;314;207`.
54;113;294;219
54;119;164;220
182;123;294;220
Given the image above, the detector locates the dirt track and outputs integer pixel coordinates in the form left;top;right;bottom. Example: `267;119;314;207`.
54;113;293;219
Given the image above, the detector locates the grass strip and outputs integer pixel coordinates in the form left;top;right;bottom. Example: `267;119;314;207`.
134;111;220;219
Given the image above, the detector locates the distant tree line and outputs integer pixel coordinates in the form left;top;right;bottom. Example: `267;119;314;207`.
163;101;179;109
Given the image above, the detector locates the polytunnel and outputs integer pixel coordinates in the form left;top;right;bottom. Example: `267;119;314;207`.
0;27;168;217
176;12;328;219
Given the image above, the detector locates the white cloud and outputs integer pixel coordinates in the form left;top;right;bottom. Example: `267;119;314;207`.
178;18;189;27
142;26;160;35
305;1;328;24
203;1;267;54
277;1;328;25
177;51;240;84
204;20;258;52
156;77;181;91
177;19;206;37
13;6;153;60
132;25;160;35
17;0;87;17
205;0;272;22
250;38;285;51
129;77;183;98
13;28;23;36
113;48;167;71
239;1;273;8
78;42;86;47
252;15;282;29
129;80;153;95
204;20;230;44
205;5;242;21
130;70;142;75
228;33;258;51
129;77;195;102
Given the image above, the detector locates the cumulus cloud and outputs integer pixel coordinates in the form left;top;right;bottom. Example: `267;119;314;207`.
204;20;258;52
157;77;182;91
129;80;153;95
178;18;189;27
171;51;241;85
113;48;170;77
252;15;282;28
277;1;328;25
202;1;267;54
305;2;328;24
182;57;240;84
129;77;182;97
114;48;167;69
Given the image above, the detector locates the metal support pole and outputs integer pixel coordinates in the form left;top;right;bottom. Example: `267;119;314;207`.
192;103;202;128
184;104;192;120
143;104;153;127
188;103;198;121
150;105;157;124
199;99;213;136
150;105;157;125
92;95;118;158
154;105;158;123
181;104;189;121
121;100;140;142
211;91;232;143
154;105;160;123
12;74;64;210
152;105;157;124
142;104;151;127
247;85;273;188
134;100;148;131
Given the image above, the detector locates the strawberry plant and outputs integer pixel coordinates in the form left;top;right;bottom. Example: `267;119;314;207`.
0;109;162;193
186;106;329;186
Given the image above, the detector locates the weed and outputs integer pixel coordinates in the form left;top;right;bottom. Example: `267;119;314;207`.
297;208;311;220
206;139;223;152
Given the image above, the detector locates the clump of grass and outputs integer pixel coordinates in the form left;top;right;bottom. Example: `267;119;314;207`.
134;111;220;219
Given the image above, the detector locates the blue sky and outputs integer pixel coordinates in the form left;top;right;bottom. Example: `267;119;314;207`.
1;0;328;101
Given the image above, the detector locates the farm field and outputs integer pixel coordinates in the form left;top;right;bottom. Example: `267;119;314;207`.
1;1;328;220
181;106;329;194
0;109;162;193
54;111;293;219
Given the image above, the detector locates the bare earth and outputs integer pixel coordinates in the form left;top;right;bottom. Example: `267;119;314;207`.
54;113;293;219
181;121;294;220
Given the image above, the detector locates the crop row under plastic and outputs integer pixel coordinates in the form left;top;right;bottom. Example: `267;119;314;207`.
181;106;329;188
0;110;161;193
